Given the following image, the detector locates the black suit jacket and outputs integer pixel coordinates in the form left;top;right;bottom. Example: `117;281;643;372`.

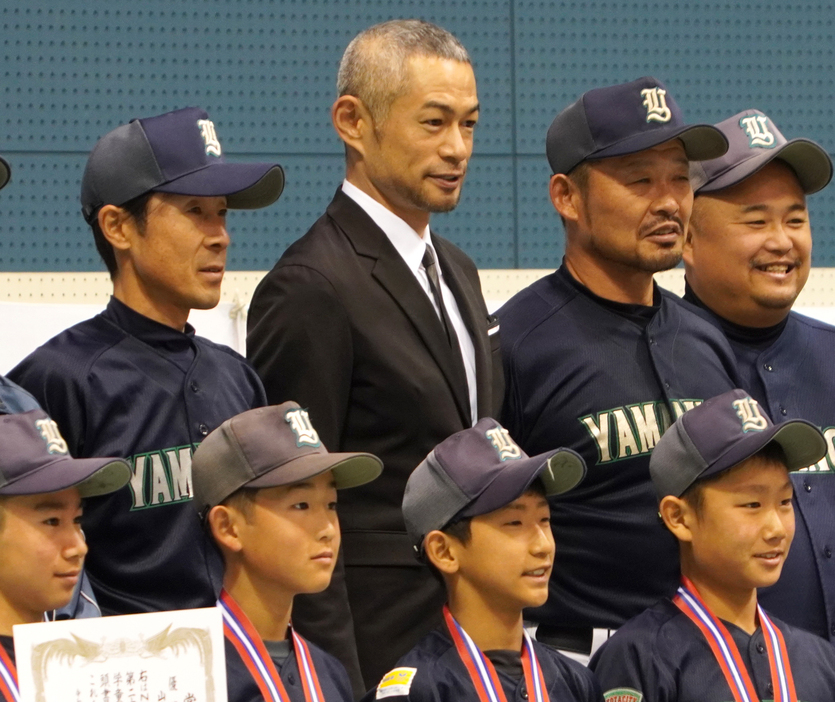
247;189;503;690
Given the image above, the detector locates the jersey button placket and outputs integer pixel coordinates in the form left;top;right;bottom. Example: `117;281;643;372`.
198;423;209;436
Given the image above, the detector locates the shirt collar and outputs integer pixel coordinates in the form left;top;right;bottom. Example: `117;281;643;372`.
341;179;432;275
104;296;196;350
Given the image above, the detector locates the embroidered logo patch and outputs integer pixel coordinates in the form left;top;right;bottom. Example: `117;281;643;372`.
640;87;671;123
376;668;417;699
35;418;69;455
604;688;643;702
486;426;523;461
732;397;769;433
739;114;776;148
284;408;322;447
196;118;222;157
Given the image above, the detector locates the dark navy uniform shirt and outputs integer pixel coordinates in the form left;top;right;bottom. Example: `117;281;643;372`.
682;285;835;642
362;627;602;702
498;265;738;628
225;635;352;702
9;297;267;615
590;598;835;701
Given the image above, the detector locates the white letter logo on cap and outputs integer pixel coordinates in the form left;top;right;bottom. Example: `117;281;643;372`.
732;397;769;433
486;427;523;461
197;119;222;157
35;418;69;455
739;115;776;149
641;88;671;123
285;408;322;448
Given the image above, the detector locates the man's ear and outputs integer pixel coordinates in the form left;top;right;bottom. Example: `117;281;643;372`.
423;530;461;576
97;204;137;253
332;95;373;158
549;173;581;223
207;505;244;554
659;495;695;543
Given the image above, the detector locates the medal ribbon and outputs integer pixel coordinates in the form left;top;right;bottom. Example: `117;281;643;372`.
0;645;19;702
443;605;548;702
218;589;325;702
673;577;797;702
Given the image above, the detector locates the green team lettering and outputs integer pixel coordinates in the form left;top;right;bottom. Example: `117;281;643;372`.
128;444;198;510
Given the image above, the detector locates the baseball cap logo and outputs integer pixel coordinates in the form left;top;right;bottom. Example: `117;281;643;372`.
739;114;776;149
284;408;321;448
732;397;769;433
35;418;69;455
485;427;522;461
196;119;222;157
640;87;671;124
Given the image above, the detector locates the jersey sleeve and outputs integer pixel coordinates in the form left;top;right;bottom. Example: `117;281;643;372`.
589;627;674;702
247;263;352;453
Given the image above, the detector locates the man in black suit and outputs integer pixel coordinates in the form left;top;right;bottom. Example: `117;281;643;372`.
247;19;503;696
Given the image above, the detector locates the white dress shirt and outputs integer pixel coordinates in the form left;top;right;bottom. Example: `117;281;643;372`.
341;180;478;425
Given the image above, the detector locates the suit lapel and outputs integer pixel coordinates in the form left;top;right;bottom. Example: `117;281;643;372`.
435;239;492;420
327;191;473;426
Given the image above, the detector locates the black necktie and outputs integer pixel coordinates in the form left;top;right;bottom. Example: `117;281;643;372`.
422;246;458;349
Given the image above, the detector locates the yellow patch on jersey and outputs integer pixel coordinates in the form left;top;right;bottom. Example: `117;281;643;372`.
604;688;643;702
376;667;417;699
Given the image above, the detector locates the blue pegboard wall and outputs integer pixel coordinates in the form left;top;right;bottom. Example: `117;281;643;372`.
0;1;833;271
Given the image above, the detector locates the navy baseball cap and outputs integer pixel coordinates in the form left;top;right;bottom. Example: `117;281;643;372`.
81;106;285;223
0;156;9;191
650;389;826;500
0;410;131;497
192;402;383;518
546;77;729;175
403;418;586;556
691;109;833;195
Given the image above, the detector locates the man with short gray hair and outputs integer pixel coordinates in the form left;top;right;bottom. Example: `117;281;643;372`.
248;18;503;694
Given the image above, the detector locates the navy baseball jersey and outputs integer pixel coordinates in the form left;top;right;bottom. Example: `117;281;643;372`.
589;598;835;701
498;265;738;628
0;375;39;414
225;636;352;702
9;297;267;614
362;627;602;702
682;285;835;642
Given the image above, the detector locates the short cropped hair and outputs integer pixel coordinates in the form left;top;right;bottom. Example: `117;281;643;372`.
681;442;789;514
90;191;154;280
336;19;470;123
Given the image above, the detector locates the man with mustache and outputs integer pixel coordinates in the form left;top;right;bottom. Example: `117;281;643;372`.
683;109;835;642
247;19;503;695
498;78;738;662
10;107;284;618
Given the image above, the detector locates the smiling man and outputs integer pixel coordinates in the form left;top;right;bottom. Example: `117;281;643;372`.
9;107;284;618
247;20;503;693
498;78;739;662
682;110;835;642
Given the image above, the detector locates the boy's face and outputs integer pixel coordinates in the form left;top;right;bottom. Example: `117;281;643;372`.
0;487;87;627
235;471;340;598
686;456;794;592
455;490;554;612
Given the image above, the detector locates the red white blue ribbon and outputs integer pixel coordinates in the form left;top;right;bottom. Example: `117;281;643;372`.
673;577;797;702
218;589;326;702
443;605;548;702
0;645;19;702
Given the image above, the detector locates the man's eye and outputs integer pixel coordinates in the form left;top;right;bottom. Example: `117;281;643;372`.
292;502;310;510
43;517;60;527
328;502;338;511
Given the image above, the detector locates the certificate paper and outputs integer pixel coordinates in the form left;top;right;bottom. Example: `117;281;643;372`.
13;608;226;702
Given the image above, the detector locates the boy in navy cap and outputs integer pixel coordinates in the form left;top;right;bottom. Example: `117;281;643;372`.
590;389;835;701
191;402;382;702
0;410;130;701
367;418;602;702
10;108;283;617
497;76;738;659
683;110;835;642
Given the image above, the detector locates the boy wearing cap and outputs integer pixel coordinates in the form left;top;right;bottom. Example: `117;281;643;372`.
682;110;835;642
497;77;738;658
191;402;382;702
9;108;284;617
367;418;602;702
590;389;835;701
0;409;130;701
